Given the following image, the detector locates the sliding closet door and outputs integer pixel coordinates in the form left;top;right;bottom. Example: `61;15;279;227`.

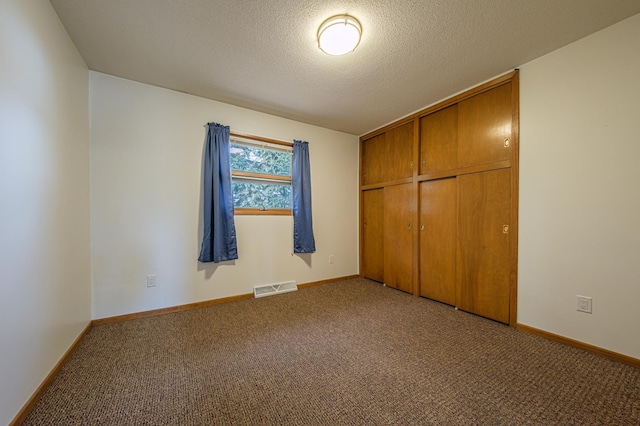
386;121;414;180
362;189;384;282
384;183;413;293
361;133;386;185
419;178;457;305
457;169;511;323
420;104;458;174
457;83;512;168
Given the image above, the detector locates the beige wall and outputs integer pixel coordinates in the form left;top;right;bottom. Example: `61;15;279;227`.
0;0;91;423
518;13;640;358
89;72;359;319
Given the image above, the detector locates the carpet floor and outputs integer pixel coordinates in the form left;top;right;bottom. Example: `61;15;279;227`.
23;278;640;425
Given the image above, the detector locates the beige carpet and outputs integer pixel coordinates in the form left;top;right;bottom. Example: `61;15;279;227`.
23;278;640;425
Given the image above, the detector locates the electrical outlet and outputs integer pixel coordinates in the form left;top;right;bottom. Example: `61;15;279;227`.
577;295;592;314
147;275;157;288
329;255;334;264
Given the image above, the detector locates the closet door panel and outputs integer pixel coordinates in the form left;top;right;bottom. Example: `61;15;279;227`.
362;189;384;282
386;121;414;181
457;169;511;323
384;184;413;293
458;83;512;168
420;105;458;174
362;133;386;185
419;178;457;305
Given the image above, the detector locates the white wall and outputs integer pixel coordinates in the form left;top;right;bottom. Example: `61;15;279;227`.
518;13;640;359
90;72;359;319
0;0;91;423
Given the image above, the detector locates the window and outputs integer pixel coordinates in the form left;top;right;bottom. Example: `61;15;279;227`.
229;133;293;215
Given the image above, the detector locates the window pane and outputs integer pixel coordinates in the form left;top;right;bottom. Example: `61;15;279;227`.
230;144;291;176
232;181;292;209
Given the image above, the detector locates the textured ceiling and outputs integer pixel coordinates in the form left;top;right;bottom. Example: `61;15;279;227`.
49;0;640;136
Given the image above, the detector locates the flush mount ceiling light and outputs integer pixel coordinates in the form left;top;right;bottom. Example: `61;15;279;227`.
317;15;362;56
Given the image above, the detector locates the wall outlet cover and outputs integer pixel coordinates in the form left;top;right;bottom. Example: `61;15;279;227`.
147;275;157;288
577;295;592;314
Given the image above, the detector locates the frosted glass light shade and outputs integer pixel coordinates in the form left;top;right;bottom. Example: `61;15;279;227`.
318;15;362;56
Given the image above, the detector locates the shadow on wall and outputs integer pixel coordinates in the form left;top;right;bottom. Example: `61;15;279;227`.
197;259;236;280
294;253;312;268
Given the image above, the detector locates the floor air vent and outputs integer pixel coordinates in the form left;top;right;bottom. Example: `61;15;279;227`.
253;281;297;298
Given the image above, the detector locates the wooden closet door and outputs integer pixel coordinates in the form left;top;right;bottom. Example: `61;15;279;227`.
384;184;413;293
419;178;457;305
458;83;512;168
362;189;384;282
457;169;511;323
361;133;386;185
420;105;458;174
386;121;414;181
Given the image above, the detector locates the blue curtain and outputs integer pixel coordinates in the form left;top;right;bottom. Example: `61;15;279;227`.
198;123;238;263
292;140;316;253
